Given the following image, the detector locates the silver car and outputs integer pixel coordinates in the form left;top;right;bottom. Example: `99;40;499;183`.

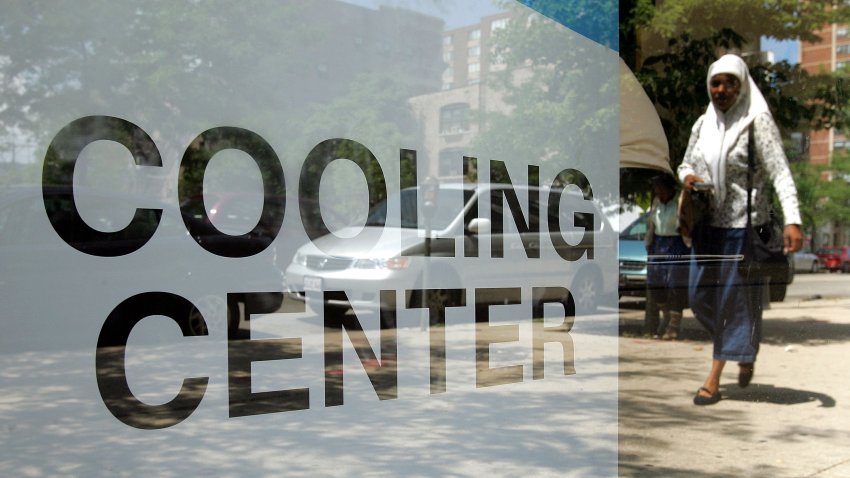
284;183;616;325
792;251;821;273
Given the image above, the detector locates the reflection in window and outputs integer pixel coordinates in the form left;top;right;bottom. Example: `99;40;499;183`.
440;103;470;135
491;18;509;31
438;149;465;177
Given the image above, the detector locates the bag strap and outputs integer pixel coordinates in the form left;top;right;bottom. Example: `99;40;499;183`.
746;123;754;230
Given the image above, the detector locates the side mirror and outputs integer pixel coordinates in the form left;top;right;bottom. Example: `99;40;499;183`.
467;218;491;235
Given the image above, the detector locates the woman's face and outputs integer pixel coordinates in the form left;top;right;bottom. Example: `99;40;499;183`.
709;73;741;113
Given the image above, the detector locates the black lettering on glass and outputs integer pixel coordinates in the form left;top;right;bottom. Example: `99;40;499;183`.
95;292;208;429
178;127;285;257
548;169;594;261
300;138;386;244
489;161;540;258
324;290;397;407
42;116;163;256
406;288;466;394
228;293;309;418
474;287;523;388
531;287;576;379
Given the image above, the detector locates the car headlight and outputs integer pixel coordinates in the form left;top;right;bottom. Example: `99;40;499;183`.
353;257;410;270
293;252;308;267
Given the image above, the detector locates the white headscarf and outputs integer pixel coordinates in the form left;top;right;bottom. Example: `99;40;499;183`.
695;54;770;203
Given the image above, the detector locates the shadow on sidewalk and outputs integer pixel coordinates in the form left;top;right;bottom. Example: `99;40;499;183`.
720;383;836;407
619;305;850;347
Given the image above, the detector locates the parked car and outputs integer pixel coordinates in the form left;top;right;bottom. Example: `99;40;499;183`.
792;251;821;273
815;246;850;273
284;183;617;324
618;213;649;297
617;214;793;302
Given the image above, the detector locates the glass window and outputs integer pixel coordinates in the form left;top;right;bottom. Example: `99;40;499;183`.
439;103;470;134
491;18;509;31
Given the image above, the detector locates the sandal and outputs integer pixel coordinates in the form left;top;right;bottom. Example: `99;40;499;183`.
693;387;721;406
738;363;754;388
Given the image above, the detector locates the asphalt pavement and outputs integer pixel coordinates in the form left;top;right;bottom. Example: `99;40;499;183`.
618;294;850;477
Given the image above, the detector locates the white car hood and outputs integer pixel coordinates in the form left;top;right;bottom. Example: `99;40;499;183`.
296;226;430;259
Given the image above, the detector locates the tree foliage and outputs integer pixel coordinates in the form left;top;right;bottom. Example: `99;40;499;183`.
635;29;850;173
474;4;618;204
621;0;850;71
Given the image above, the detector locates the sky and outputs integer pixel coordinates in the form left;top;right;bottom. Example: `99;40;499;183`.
762;37;799;64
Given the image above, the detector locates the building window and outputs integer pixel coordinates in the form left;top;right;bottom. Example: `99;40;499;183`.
839;27;850;38
440;103;470;135
468;46;480;58
834;139;850;150
468;63;480;75
443;51;452;63
438;149;466;177
443;35;453;46
491;18;509;31
490;50;506;69
468;29;480;41
837;43;850;55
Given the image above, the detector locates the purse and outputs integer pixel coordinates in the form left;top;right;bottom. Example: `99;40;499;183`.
738;124;787;282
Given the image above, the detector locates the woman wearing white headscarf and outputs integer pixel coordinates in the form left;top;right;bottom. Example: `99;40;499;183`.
678;54;803;405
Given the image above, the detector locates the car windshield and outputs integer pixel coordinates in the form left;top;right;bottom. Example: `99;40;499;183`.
365;188;474;230
620;213;648;241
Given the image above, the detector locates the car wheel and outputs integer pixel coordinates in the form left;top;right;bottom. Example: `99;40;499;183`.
185;304;208;336
185;295;232;336
532;287;575;319
571;267;602;315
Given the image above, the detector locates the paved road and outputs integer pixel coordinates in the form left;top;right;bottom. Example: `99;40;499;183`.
618;278;850;477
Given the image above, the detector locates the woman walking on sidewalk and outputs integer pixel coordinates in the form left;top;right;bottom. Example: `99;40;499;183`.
677;54;803;405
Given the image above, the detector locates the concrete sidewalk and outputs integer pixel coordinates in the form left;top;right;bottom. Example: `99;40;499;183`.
618;297;850;478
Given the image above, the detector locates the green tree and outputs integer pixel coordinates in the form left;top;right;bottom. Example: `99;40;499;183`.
814;153;850;245
789;160;823;246
474;3;618;204
635;29;850;173
620;0;850;71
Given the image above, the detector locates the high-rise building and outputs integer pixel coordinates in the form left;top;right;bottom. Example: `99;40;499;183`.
801;24;850;165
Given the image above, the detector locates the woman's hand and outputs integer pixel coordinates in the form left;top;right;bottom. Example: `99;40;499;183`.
683;174;704;191
784;224;803;253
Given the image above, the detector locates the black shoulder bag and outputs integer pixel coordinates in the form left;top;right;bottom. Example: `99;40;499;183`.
738;123;787;283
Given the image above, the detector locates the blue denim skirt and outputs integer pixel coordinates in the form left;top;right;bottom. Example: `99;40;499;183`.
648;235;691;310
689;227;763;362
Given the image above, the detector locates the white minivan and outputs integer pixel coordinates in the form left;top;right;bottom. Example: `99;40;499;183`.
284;182;617;325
